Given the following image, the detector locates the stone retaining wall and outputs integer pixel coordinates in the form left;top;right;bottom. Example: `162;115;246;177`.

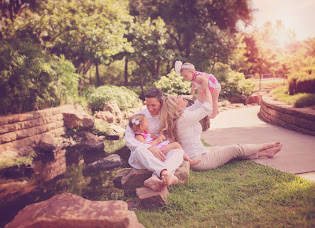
0;106;68;156
259;94;315;136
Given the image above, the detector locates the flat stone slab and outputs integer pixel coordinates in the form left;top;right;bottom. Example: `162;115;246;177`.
5;193;144;228
136;187;169;208
201;106;315;174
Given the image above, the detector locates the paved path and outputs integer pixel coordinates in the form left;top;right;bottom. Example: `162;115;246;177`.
201;106;315;181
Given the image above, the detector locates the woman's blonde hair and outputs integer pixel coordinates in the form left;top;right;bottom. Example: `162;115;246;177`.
160;95;183;142
129;114;146;132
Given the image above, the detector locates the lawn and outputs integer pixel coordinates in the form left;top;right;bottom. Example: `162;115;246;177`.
135;160;315;228
270;86;315;108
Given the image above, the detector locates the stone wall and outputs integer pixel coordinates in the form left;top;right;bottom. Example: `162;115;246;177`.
259;94;315;136
0;106;76;157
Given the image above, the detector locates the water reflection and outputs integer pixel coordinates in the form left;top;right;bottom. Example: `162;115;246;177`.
0;143;127;227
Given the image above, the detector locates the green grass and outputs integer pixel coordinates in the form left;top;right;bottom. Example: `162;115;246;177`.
270;86;315;108
135;160;315;228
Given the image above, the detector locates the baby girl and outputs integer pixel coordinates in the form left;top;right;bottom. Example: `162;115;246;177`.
175;61;221;119
129;113;201;166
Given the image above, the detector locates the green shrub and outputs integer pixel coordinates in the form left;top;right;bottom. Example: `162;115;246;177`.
0;40;80;115
288;67;315;95
220;72;255;98
154;69;191;95
86;85;141;112
206;62;255;98
271;85;315;108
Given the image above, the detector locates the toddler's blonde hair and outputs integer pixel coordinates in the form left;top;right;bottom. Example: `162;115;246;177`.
129;114;146;132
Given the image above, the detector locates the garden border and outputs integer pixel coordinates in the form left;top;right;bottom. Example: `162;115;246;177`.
259;94;315;136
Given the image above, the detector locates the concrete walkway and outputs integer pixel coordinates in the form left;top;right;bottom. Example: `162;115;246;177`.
201;106;315;182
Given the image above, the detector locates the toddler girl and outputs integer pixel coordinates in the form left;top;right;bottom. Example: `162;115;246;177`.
175;61;221;119
129;114;200;166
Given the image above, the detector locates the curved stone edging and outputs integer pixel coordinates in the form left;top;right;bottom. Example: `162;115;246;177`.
259;94;315;136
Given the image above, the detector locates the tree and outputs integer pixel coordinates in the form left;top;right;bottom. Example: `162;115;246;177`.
129;0;253;68
2;0;133;83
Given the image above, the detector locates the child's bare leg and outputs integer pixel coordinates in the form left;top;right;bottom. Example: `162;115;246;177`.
209;88;220;119
161;142;182;155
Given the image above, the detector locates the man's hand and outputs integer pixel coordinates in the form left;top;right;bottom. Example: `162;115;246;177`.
148;146;166;162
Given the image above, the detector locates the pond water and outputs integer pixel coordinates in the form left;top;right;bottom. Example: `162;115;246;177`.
0;139;130;227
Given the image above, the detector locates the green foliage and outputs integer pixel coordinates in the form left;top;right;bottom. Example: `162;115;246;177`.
154;70;191;95
210;63;255;98
136;160;315;227
0;151;36;170
2;0;133;75
288;67;315;95
86;85;141;112
271;85;315;108
0;40;80;115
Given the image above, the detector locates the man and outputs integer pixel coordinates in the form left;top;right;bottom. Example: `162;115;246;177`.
124;88;184;191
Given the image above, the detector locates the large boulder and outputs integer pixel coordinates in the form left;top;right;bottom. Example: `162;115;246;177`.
5;193;144;228
136;187;169;208
174;161;190;184
37;136;57;152
81;131;104;151
63;113;94;129
88;154;123;171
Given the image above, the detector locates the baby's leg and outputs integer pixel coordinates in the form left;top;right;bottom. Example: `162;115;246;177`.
209;88;220;119
161;142;182;155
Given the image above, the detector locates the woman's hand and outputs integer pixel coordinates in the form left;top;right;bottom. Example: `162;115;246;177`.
148;146;166;162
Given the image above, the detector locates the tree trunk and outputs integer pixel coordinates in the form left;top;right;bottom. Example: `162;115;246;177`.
166;61;170;73
124;58;128;86
156;58;161;79
95;61;100;87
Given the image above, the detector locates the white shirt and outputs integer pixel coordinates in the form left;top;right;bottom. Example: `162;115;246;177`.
176;101;212;158
124;108;161;153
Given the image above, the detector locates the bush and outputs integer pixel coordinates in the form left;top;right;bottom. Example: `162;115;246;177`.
206;63;255;98
86;85;141;112
0;40;80;115
288;67;315;95
154;69;191;95
270;85;315;108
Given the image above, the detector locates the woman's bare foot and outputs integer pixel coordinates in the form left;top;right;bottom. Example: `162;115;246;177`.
258;144;282;158
144;175;167;191
258;142;281;152
161;170;178;186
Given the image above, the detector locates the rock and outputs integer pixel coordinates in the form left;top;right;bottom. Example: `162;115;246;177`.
95;111;115;123
174;161;190;184
199;116;210;132
5;193;144;228
63;113;94;129
103;101;122;115
88;154;123;171
245;92;264;105
113;168;153;191
113;168;132;189
230;94;247;104
0;181;36;205
81;131;104;151
38;136;57;152
136;187;169;208
110;124;126;138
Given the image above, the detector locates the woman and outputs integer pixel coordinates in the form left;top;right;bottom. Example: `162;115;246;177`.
160;88;282;171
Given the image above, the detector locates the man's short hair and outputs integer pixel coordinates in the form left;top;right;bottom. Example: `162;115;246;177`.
144;88;163;104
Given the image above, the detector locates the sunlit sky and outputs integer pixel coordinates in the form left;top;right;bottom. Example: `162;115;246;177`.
251;0;315;41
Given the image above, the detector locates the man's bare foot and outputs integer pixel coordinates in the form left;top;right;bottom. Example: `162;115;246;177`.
161;170;178;186
258;142;281;151
258;144;282;158
189;159;201;166
144;175;167;191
